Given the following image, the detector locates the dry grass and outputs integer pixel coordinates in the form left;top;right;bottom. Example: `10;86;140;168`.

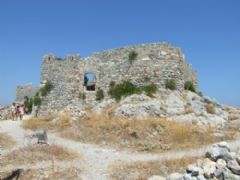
0;144;78;167
110;157;198;180
60;112;226;152
22;112;233;152
178;108;194;115
0;133;16;148
205;103;216;114
0;167;82;180
22;113;71;131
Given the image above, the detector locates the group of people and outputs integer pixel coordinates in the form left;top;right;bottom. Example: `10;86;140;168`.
11;103;27;120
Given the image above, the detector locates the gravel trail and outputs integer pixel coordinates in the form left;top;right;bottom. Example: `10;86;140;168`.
1;120;240;180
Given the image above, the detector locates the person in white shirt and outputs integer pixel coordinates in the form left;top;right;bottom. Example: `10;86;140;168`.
11;103;16;120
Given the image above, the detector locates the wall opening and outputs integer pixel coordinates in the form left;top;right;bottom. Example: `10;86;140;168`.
84;73;96;91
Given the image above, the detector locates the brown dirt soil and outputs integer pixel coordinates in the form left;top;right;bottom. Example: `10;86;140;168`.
0;133;16;148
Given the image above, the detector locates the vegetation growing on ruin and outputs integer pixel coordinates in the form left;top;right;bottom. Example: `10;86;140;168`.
96;88;104;101
128;50;138;64
24;96;33;112
79;92;86;100
33;94;42;107
165;79;177;90
108;81;157;101
184;81;196;92
142;83;157;97
40;81;54;96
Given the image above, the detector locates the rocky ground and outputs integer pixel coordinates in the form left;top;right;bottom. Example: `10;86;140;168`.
0;119;240;180
0;90;240;179
93;90;240;128
0;105;11;120
148;142;240;180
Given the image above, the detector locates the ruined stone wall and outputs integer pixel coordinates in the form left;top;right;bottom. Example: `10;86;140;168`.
38;43;198;114
16;84;39;103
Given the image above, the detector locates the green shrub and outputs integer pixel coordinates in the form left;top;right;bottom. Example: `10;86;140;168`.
184;81;196;92
110;81;116;87
109;81;157;101
143;83;157;97
144;76;150;82
165;79;177;90
24;96;33;113
128;51;138;64
109;81;140;101
79;92;86;100
96;88;104;101
40;81;54;96
33;95;42;107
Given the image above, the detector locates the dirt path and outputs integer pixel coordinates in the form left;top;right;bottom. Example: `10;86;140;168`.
1;120;240;180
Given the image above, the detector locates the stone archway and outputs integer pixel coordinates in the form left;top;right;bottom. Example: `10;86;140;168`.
84;72;96;91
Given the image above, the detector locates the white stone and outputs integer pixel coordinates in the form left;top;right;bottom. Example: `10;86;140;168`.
216;159;227;169
202;159;216;178
148;175;165;180
166;173;182;180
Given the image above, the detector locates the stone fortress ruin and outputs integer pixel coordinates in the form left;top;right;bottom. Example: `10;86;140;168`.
16;43;198;114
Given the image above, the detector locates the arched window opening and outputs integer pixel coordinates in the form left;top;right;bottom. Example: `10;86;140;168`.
84;73;96;91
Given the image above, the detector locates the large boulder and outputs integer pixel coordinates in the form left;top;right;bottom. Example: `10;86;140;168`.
115;101;162;119
227;160;240;175
201;159;216;178
206;142;233;162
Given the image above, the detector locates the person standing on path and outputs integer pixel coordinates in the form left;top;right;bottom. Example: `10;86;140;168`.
19;105;25;120
11;103;16;120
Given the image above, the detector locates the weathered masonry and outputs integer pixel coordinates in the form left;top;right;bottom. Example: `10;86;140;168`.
35;43;197;113
16;84;39;103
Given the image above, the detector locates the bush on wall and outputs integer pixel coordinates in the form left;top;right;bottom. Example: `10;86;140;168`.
96;88;104;101
108;81;157;101
128;50;138;64
165;79;177;90
184;81;196;92
24;96;33;113
40;81;54;96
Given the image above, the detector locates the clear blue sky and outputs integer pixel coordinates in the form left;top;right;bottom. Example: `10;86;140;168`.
0;0;240;107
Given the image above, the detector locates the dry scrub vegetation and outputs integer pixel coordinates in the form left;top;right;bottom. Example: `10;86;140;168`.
22;113;71;131
0;167;82;180
110;157;198;180
0;133;15;148
23;112;233;152
0;144;78;167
